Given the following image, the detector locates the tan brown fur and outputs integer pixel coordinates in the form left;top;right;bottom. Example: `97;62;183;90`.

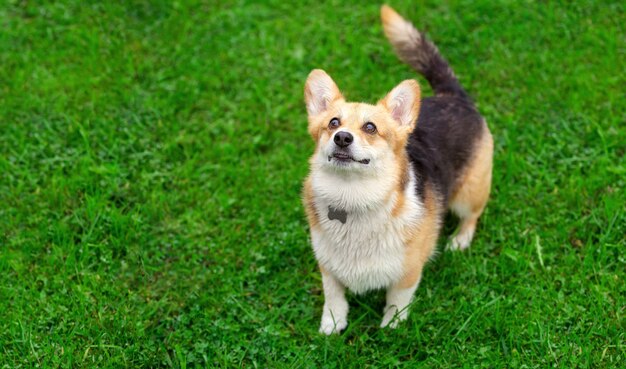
389;153;410;217
391;189;406;218
450;124;493;218
398;183;442;288
445;123;493;250
302;178;320;230
395;157;410;195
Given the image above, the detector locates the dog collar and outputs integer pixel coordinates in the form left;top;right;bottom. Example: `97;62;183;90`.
328;206;347;224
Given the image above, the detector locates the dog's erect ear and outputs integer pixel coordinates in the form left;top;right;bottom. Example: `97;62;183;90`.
380;80;421;129
304;69;343;116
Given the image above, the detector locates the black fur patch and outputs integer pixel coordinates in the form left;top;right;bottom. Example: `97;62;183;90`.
407;95;485;206
386;15;487;208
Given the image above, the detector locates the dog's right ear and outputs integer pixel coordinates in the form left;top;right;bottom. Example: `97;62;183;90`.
304;69;343;117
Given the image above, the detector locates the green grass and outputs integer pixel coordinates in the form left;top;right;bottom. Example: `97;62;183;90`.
1;0;624;367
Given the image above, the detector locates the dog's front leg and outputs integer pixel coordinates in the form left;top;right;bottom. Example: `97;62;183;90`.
319;267;348;335
380;280;420;328
381;209;438;328
381;258;426;328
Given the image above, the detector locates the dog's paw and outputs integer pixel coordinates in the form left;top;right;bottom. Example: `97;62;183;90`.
319;316;347;335
380;315;399;329
380;306;406;329
447;232;473;251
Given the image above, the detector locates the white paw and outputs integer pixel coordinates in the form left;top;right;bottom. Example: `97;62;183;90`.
380;306;407;329
448;231;473;251
319;315;347;335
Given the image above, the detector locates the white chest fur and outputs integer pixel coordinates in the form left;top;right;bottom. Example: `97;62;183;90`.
310;167;423;294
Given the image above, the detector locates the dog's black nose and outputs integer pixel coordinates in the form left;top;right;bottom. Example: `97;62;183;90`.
334;131;353;147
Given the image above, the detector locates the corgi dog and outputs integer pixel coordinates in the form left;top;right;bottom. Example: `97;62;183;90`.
302;5;493;334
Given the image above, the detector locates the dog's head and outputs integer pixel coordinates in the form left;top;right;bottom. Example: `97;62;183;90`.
304;69;421;175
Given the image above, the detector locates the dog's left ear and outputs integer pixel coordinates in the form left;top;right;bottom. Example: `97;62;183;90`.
380;80;421;129
304;69;344;117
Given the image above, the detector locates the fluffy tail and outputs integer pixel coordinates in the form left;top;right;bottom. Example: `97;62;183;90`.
381;5;467;98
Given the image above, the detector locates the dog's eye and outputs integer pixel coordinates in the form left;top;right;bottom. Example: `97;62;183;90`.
363;122;377;134
328;118;340;129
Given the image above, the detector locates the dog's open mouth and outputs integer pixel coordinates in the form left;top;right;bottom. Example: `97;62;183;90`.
329;152;370;165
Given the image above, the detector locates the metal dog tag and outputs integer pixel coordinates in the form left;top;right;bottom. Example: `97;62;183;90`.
328;206;347;224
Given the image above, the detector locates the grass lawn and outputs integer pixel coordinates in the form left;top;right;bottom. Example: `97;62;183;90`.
1;0;625;367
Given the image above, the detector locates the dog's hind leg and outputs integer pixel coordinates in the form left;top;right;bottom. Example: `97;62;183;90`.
448;127;493;251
